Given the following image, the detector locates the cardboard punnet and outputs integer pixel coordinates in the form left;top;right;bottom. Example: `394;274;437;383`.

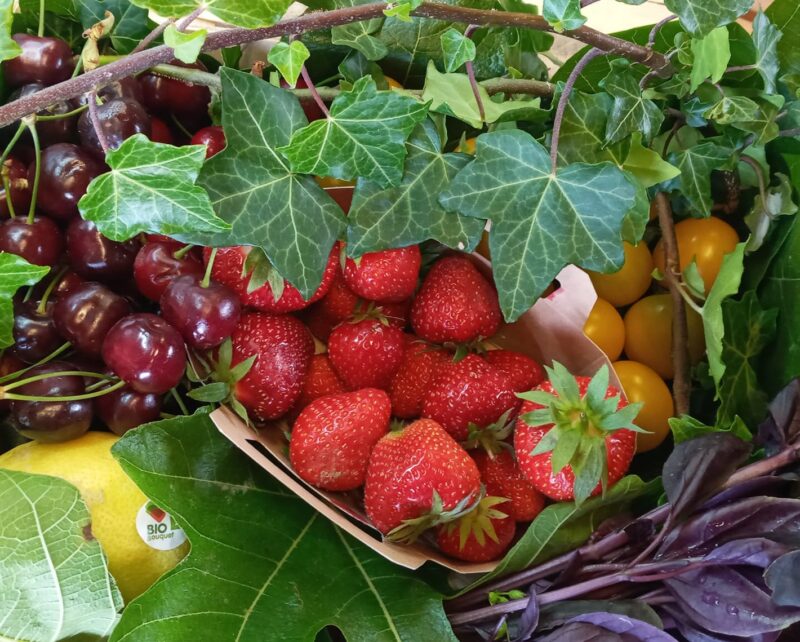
211;260;620;574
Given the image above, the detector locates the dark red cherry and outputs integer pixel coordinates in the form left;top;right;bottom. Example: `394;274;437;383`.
190;126;226;158
160;275;241;349
66;219;140;282
12;300;61;364
0;157;32;217
72;77;144;107
283;76;325;122
53;282;131;357
139;60;211;122
0;352;23;415
77;98;151;159
0;216;64;266
9;361;92;442
9;83;77;145
94;386;162;435
51;271;85;300
133;242;204;301
149;117;174;145
102;313;186;394
35;144;104;221
2;35;73;88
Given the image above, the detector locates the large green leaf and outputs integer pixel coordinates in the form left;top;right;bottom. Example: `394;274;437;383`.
542;0;586;32
13;0;83;49
665;141;735;214
199;69;345;299
110;414;457;642
745;172;798;252
601;60;665;144
664;0;752;37
0;253;49;348
78;0;152;54
0;469;123;641
439;27;475;72
130;0;292;28
689;27;731;91
0;0;21;62
332;19;388;61
440;130;636;321
554;91;629;166
751;11;782;93
766;0;800;75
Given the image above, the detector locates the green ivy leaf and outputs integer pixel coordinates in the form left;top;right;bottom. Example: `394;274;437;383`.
689;27;731;91
280;76;428;187
622;133;681;188
129;0;292;29
0;0;21;62
664;0;752;37
751;11;782;93
15;0;83;49
0;253;49;348
766;0;800;77
543;0;586;33
331;19;388;61
163;24;207;64
440;27;476;72
729;96;783;146
746;172;798;252
706;94;761;125
267;40;311;86
79;135;229;244
78;0;152;54
669;414;752;445
665;140;734;214
347;119;484;256
601;60;665;144
383;0;422;21
555;91;629;166
440;130;636;321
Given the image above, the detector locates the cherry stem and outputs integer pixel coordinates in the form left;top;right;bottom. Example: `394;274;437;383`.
25;119;40;224
36;103;88;121
3;379;126;403
71;56;84;78
170;114;193;138
2;173;17;219
0;342;71;385
463;25;486;124
300;66;331;118
87;91;110;155
86;376;116;392
38;0;45;37
172;244;194;259
36;265;68;314
170;387;190;415
2;370;112;393
201;247;217;288
0;123;25;168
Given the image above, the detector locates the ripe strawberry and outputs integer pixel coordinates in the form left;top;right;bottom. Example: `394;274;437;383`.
364;418;482;539
290;389;391;491
389;337;451;418
484;350;545;393
287;354;346;421
344;245;421;303
471;450;545;522
436;497;515;562
411;255;502;344
514;362;641;504
328;317;405;390
231;312;314;420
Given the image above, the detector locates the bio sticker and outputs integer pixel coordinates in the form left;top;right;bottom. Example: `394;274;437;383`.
136;501;187;551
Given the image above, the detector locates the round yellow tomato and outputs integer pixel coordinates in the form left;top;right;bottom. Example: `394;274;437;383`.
458;137;477;155
587;242;654;307
623;294;705;379
653;217;739;295
385;76;403;90
584;298;625;361
612;360;674;452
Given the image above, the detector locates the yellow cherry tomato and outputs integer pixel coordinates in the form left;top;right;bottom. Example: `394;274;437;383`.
612;360;674;453
385;76;403;90
587;242;654;307
476;229;491;260
315;176;355;213
458;137;477;155
623;294;705;379
584;298;625;362
653;217;739;295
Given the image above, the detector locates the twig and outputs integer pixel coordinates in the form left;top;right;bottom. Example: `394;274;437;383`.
647;14;677;49
130;18;175;54
86;91;110;155
726;64;756;74
778;128;800;138
741;155;767;204
463;25;485;123
176;4;207;31
300;67;331;117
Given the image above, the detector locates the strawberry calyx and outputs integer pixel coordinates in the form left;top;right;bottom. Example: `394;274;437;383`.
348;302;391;325
438;496;509;551
449;337;488;363
462;408;515;455
386;487;484;544
517;362;645;505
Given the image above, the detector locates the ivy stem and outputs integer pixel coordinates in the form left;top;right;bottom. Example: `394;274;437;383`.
201;247;217;289
549;47;605;173
647;14;677;49
0;342;71;384
36;265;68;314
778;128;800;138
3;379;126;403
25;120;40;225
87;91;110;155
300;66;331;118
132;19;175;55
726;64;756;74
741;155;767;206
38;0;45;37
176;4;208;31
463;25;485;124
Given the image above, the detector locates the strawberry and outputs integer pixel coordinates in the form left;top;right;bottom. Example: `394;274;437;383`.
422;354;517;444
471;450;545;522
411;255;501;344
364;418;482;540
389;337;451;418
290;388;391;491
230;312;314;420
287;354;347;421
328;317;405;390
484;349;545;393
435;497;515;562
514;362;641;504
344;245;421;303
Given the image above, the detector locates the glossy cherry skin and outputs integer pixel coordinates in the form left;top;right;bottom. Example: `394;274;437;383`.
94;386;162;436
160;275;241;349
35;144;105;221
3;35;73;88
133;241;204;301
0;352;23;415
149;117;174;145
139;60;211;121
52;271;85;300
12;300;61;364
0;157;32;217
53;282;131;357
0;216;64;266
78;98;152;159
66;219;140;283
190;126;226;158
102;313;186;394
10;361;92;443
9;83;77;145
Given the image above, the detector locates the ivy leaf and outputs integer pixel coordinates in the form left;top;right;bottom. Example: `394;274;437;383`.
669;415;752;445
109;414;457;642
129;0;293;29
543;0;586;33
746;173;798;252
199;69;345;299
347;119;484;256
622;134;681;188
729;97;783;146
383;0;422;21
601;60;665;144
440;27;476;72
79;135;229;244
555;91;629;166
0;469;123;642
280;76;428;187
665;141;734;214
440;130;636;321
164;24;206;64
0;0;21;62
0;253;49;348
78;0;152;54
752;11;782;93
331;19;388;62
689;27;731;91
706;95;761;125
267;40;311;86
664;0;752;37
767;0;800;77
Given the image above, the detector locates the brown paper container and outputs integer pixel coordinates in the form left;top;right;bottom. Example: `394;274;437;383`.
211;260;620;574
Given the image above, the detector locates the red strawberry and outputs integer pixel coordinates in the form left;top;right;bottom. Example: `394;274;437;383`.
389;337;451;418
364;418;482;539
231;312;314;420
472;450;545;522
287;354;347;420
484;350;545;393
290;388;391;491
328;317;405;390
344;245;421;303
514;363;640;504
436;497;515;562
422;354;517;443
411;255;502;344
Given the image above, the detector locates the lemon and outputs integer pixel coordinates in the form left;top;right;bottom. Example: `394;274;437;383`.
0;431;188;602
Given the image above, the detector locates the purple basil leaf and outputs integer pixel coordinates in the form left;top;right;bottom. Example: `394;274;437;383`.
538;601;663;633
536;622;623;642
568;612;678;641
701;476;793;511
512;585;540;642
662;605;780;642
757;379;800;455
765;550;800;607
703;538;791;568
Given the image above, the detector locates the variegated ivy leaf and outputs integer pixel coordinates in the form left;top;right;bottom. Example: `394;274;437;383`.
440;27;476;72
267;40;310;87
689;27;730;91
664;0;752;37
664;140;734;215
543;0;586;33
601;60;665;145
164;24;206;64
129;0;292;29
745;173;798;252
331;19;387;61
0;253;49;348
383;0;422;21
752;11;782;94
0;0;21;61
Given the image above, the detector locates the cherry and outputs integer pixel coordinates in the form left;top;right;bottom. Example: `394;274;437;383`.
66;219;140;282
102;313;186;394
9;361;92;442
0;215;64;266
35;144;105;221
9;83;77;145
0;352;23;415
77;98;152;159
139;60;211;125
133;241;204;301
51;271;85;300
160;275;241;349
190;126;226;158
2;35;73;88
12;300;61;364
53;282;131;357
94;386;162;435
283;76;325;122
73;77;144;107
149;117;174;145
0;157;32;217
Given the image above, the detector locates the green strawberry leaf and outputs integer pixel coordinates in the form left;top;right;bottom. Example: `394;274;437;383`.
664;140;735;214
689;27;731;91
746;172;798;252
129;0;292;28
601;60;665;144
280;76;428;187
622;133;681;188
267;40;311;86
347;119;485;256
78;0;152;54
110;414;457;642
542;0;586;33
0;253;50;348
752;11;782;94
440;130;636;322
664;0;752;37
0;0;21;62
0;469;123;642
199;69;345;299
163;24;207;64
440;27;476;72
332;19;388;61
79;135;229;244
